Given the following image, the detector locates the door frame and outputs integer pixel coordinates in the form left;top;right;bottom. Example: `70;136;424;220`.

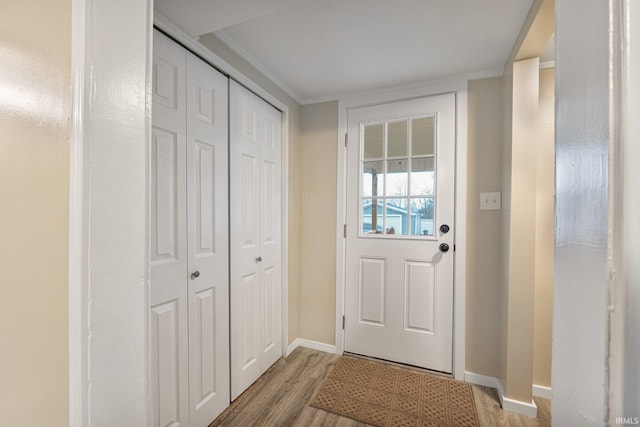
335;81;468;380
69;6;290;425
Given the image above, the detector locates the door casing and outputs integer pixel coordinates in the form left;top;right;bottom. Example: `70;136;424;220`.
335;83;468;381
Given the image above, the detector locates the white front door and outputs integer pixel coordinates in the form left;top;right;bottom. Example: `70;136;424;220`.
344;94;456;373
230;81;282;400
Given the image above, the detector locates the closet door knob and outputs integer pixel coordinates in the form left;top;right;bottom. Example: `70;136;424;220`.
191;271;200;279
256;256;263;263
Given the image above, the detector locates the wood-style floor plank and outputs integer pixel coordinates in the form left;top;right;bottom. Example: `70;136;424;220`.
210;347;551;427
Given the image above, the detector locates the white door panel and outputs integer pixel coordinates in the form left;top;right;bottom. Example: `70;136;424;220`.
151;30;189;427
230;82;282;400
186;52;229;426
345;94;455;373
150;301;183;427
260;104;282;371
231;85;262;398
152;30;230;427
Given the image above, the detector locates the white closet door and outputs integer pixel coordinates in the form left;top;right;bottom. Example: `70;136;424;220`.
186;53;230;426
150;30;189;427
230;82;282;400
259;103;282;372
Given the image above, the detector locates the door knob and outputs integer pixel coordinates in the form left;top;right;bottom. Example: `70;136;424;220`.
256;256;263;263
191;271;200;279
439;243;450;253
440;224;450;234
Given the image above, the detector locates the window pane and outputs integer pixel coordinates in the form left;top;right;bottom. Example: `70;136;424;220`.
362;198;383;234
412;117;435;156
410;157;435;196
385;159;408;196
383;198;408;235
364;124;384;159
410;198;435;236
387;120;407;157
362;161;384;197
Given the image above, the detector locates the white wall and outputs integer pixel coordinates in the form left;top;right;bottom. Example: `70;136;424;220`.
621;1;640;416
69;0;151;425
609;0;640;421
553;0;610;425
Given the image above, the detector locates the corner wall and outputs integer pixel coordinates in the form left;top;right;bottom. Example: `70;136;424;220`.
553;0;610;424
533;68;554;388
465;77;504;378
0;1;71;425
497;0;554;409
298;101;339;344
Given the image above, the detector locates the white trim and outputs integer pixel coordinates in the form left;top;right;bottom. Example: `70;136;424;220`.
465;372;538;418
287;338;337;355
532;384;552;399
154;10;291;368
502;393;538;418
453;85;468;382
464;371;502;389
69;0;88;425
539;60;555;70
280;108;290;359
215;30;305;105
305;67;502;106
334;98;347;356
335;79;468;379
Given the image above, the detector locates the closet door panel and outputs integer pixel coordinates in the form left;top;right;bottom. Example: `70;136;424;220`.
230;82;263;400
186;53;230;426
230;82;283;399
259;102;282;371
151;30;189;427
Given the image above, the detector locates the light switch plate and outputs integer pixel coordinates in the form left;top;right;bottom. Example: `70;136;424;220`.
480;192;502;210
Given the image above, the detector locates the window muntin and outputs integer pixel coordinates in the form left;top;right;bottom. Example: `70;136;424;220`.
360;115;436;237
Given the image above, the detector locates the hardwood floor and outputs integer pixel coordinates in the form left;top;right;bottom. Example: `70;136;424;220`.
210;347;551;427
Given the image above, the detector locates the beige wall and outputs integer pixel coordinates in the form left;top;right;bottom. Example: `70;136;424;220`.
500;61;514;388
465;77;504;378
298;101;339;344
533;68;555;387
0;1;71;425
505;57;539;402
466;71;555;393
199;34;303;343
498;0;554;403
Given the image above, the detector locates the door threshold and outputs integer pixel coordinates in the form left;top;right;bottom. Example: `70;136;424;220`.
343;351;454;379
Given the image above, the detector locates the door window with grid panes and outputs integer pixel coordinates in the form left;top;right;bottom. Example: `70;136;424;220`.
360;116;436;237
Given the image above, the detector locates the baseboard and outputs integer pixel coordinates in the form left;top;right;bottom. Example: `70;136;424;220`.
532;384;552;399
465;371;538;418
287;338;337;356
501;393;538;418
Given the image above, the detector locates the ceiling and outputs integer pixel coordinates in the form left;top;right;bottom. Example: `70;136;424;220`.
157;0;535;104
